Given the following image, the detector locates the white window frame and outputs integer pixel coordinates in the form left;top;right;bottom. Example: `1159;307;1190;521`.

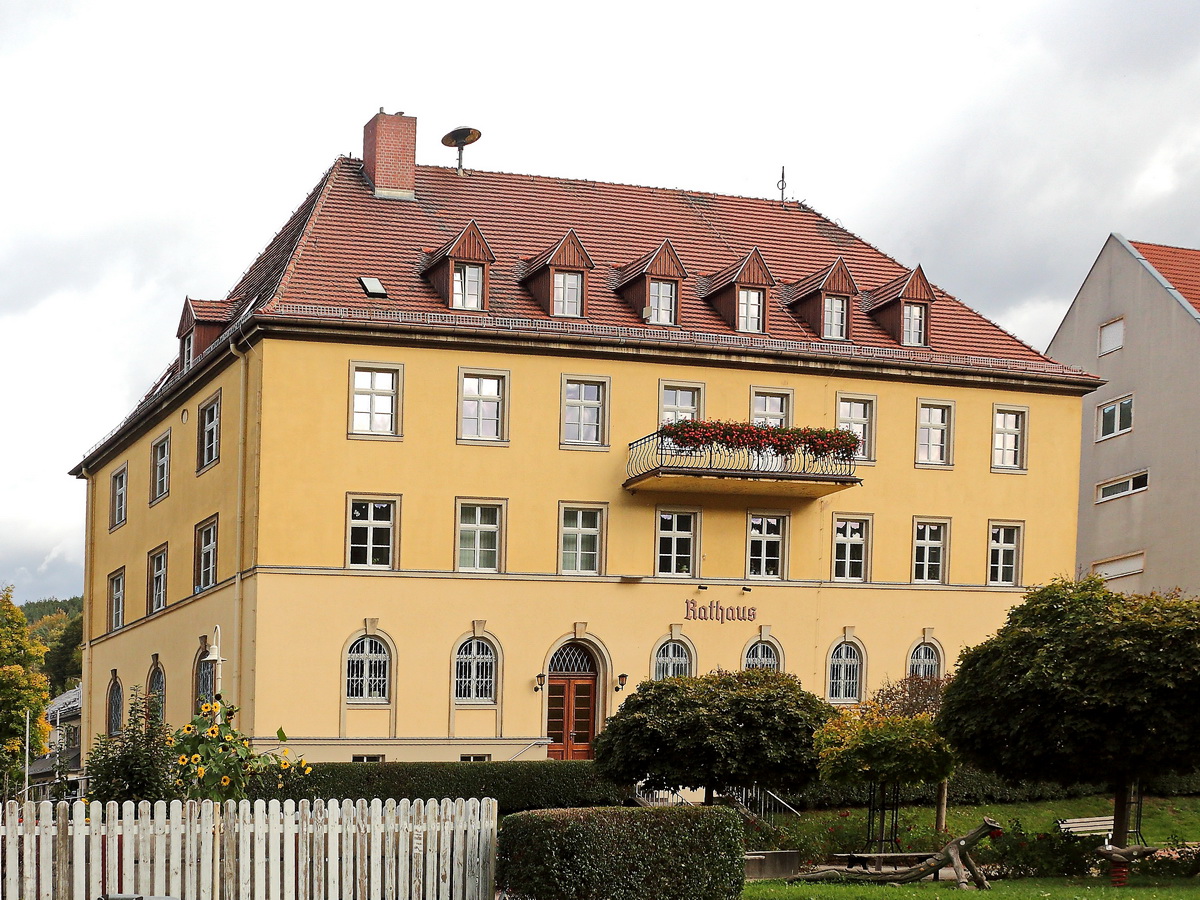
902;303;928;346
659;380;704;426
908;642;941;678
458;369;510;444
656;509;699;577
747;513;786;579
823;295;849;340
1098;317;1125;356
346;635;391;703
181;332;194;372
452;262;485;310
737;287;765;332
1096;394;1134;441
751;388;791;428
912;519;949;584
653;639;693;680
110;465;127;529
347;496;398;569
456;500;505;573
198;392;221;471
987;521;1022;587
455;638;497;704
559;504;605;575
148;546;168;614
349;362;403;438
832;516;870;582
1096;471;1148;503
195;517;218;593
108;569;125;632
991;405;1028;472
648;279;678;325
916;400;954;467
828;641;863;703
553;270;584;317
561;376;609;448
744;641;780;671
837;393;876;462
151;432;171;502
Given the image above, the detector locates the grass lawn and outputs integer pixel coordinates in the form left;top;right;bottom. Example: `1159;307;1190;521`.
743;876;1200;899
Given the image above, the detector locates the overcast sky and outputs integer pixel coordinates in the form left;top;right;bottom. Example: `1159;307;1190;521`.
3;0;1200;605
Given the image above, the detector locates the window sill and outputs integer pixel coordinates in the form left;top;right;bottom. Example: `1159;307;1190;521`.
454;700;498;708
559;442;609;452
346;699;391;706
457;568;502;575
108;520;126;534
914;462;953;471
1095;430;1132;443
457;438;510;448
348;432;404;442
990;466;1027;475
853;458;876;467
149;492;169;508
196;459;220;476
346;564;397;572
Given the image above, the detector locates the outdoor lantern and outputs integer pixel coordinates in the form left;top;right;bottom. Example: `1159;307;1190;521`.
534;673;547;692
615;673;628;692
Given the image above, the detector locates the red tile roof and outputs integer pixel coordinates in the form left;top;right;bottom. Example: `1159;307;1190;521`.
1130;240;1200;314
226;158;1067;372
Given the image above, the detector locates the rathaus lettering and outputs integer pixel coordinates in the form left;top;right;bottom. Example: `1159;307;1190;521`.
684;599;757;623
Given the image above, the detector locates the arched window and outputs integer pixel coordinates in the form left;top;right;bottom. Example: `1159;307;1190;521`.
549;642;597;674
829;642;862;703
908;642;940;679
194;654;214;712
653;640;691;680
455;638;496;703
744;641;779;671
106;679;123;736
346;636;390;701
147;665;166;721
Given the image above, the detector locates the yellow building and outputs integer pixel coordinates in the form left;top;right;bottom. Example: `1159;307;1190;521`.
72;111;1098;763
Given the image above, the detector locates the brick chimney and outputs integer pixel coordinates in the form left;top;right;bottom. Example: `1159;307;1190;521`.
363;110;417;200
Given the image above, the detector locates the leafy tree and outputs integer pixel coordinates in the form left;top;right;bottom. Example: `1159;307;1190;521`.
871;674;951;718
593;668;833;803
0;584;50;793
86;687;180;803
19;596;82;625
938;577;1200;846
43;614;83;694
29;611;69;665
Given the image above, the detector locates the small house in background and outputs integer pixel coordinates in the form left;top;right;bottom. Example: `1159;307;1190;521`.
1049;235;1200;594
27;685;84;801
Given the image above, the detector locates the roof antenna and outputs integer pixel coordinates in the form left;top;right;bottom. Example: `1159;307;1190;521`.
777;166;788;204
441;126;482;176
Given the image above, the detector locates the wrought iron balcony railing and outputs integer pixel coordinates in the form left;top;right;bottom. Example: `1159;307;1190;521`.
625;433;859;494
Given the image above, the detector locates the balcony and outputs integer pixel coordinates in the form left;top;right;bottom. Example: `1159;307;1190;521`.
624;433;861;497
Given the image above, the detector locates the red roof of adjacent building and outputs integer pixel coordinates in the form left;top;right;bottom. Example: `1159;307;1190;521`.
201;156;1075;372
1130;240;1200;315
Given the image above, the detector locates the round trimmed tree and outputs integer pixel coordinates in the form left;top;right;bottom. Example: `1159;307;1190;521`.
938;577;1200;846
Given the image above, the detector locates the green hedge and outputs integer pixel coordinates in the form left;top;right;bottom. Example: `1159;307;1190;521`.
498;806;743;900
250;760;629;813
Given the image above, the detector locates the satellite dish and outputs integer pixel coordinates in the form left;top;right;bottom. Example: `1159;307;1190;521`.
441;126;482;175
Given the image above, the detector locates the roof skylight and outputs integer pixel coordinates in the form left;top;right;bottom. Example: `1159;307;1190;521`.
359;276;387;298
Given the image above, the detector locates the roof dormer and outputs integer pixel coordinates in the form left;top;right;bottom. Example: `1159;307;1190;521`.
700;247;776;333
789;257;860;341
420;220;497;311
520;229;596;317
864;265;936;347
176;297;235;372
615;239;688;326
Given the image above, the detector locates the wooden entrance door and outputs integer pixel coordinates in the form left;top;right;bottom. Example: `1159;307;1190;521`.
546;641;599;760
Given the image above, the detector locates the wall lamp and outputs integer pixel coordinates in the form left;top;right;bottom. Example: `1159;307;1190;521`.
614;673;629;692
742;586;753;593
697;584;709;591
534;673;547;692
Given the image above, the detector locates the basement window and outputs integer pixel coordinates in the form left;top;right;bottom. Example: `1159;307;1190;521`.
359;277;387;298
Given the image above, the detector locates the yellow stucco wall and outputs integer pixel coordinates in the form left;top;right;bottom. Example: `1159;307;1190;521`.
82;332;1083;760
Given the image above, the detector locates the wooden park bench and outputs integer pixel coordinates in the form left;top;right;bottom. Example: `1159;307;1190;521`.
1056;815;1145;845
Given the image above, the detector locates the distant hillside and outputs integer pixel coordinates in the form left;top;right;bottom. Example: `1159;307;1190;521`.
20;595;83;624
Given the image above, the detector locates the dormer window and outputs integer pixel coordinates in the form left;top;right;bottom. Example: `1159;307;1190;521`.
824;295;849;340
649;280;678;325
738;288;765;332
903;303;927;346
554;271;584;316
453;263;485;310
181;332;194;372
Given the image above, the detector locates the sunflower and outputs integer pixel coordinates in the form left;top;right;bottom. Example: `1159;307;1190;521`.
181;724;195;735
221;776;231;787
206;725;220;738
175;779;183;787
197;766;206;778
200;703;212;714
280;761;290;769
191;754;201;764
304;767;312;775
178;755;189;766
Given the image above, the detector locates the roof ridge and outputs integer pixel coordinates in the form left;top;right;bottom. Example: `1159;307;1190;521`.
1129;238;1200;254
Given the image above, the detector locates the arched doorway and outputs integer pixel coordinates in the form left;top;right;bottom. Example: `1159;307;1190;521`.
546;642;598;759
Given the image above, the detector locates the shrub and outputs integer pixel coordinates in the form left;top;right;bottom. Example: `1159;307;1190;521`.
498;806;743;900
982;818;1098;878
86;687;179;803
1134;840;1200;878
253;760;628;813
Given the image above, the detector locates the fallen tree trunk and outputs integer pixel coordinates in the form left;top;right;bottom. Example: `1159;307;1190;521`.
789;818;1001;890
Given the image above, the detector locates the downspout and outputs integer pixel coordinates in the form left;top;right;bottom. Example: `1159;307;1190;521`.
79;467;95;757
230;337;250;715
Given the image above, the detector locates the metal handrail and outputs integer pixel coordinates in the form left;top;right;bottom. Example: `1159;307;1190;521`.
627;433;858;481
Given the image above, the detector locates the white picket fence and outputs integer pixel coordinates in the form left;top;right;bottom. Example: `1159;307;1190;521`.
0;796;497;900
